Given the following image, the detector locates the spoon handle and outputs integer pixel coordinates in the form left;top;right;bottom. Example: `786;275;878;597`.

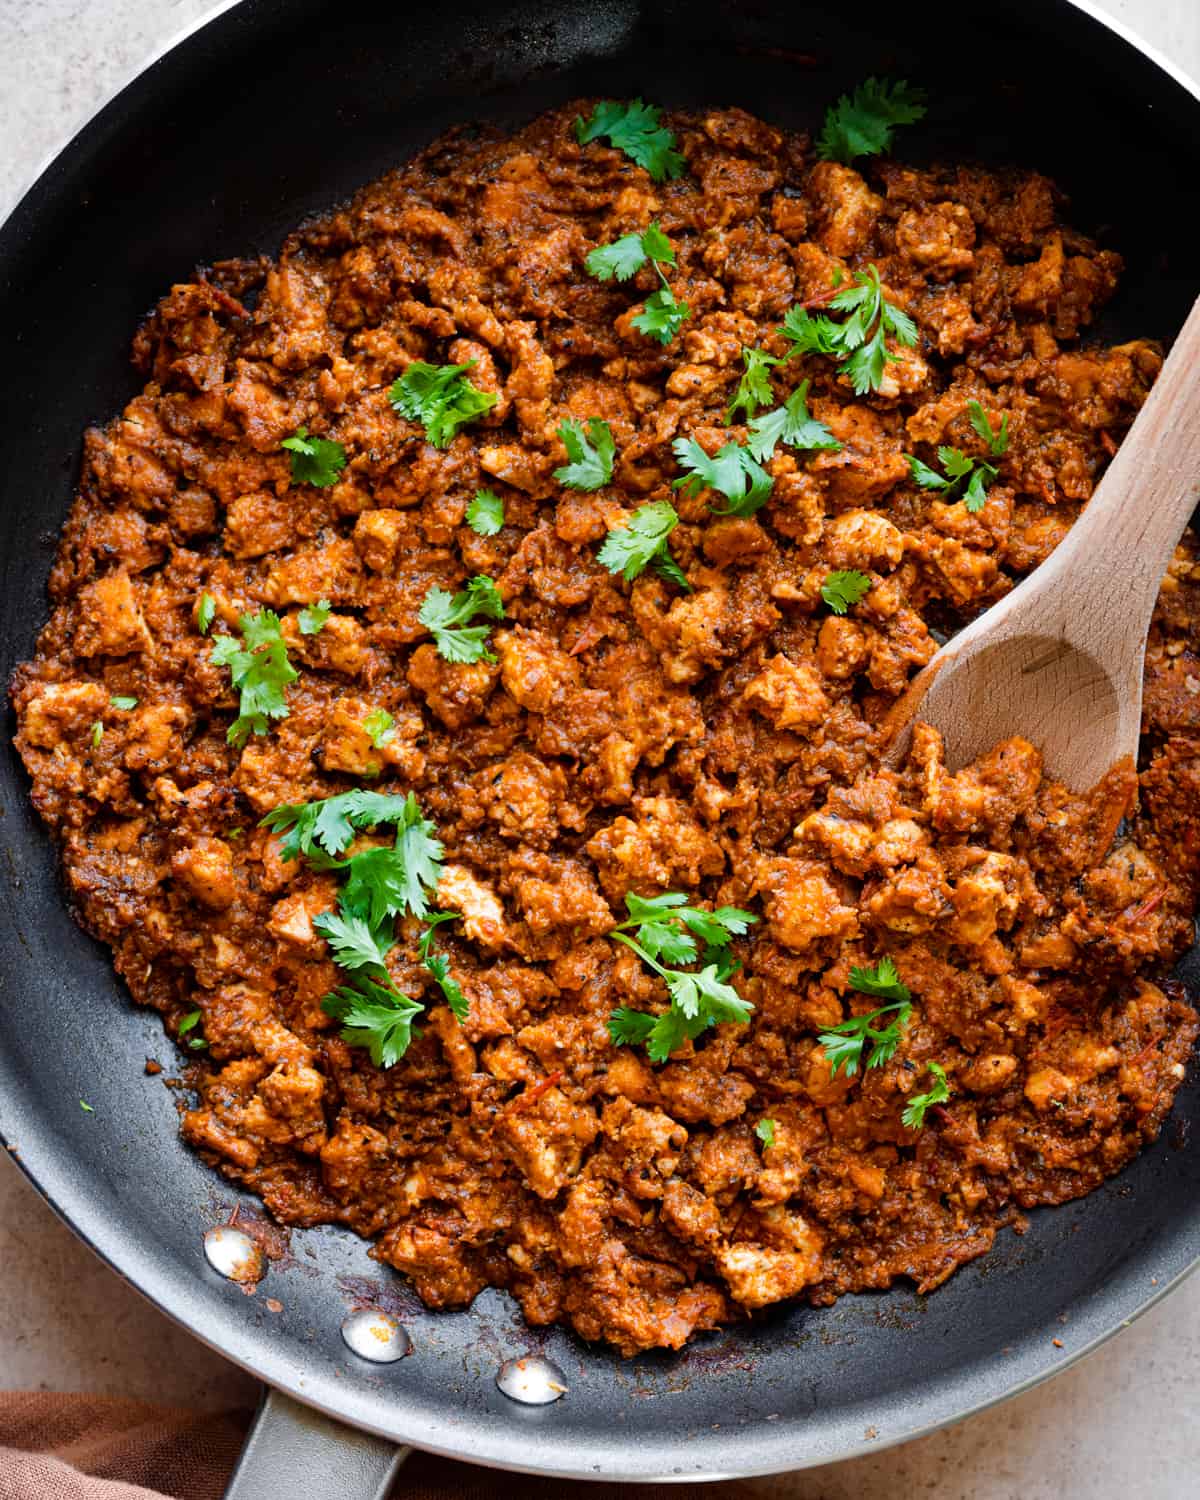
1036;293;1200;647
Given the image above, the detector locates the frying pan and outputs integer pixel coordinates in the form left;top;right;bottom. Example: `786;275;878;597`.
2;0;1199;1491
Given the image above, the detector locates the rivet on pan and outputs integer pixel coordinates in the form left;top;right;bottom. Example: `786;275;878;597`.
340;1308;411;1363
202;1226;264;1284
496;1354;568;1405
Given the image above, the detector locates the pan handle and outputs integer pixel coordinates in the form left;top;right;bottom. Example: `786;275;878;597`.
222;1386;410;1500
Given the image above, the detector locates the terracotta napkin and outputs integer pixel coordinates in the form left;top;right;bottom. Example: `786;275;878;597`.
0;1391;756;1498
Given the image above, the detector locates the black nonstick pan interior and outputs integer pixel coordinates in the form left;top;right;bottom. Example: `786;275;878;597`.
1;0;1198;1481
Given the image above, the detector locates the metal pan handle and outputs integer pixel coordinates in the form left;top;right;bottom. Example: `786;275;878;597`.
223;1387;410;1500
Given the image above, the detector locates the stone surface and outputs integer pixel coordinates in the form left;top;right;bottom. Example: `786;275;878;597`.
2;0;1199;1493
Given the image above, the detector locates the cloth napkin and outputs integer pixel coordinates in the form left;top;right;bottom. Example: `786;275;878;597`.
0;1391;756;1499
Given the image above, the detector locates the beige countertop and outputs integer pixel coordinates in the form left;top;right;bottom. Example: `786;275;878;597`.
2;1;1198;1493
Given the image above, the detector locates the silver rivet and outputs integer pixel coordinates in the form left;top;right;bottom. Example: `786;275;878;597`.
203;1226;264;1284
496;1354;568;1404
340;1308;411;1363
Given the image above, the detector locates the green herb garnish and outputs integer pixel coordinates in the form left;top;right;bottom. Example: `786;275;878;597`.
195;593;216;636
755;1118;776;1149
110;694;138;711
389;361;498;448
573;100;685;182
672;437;773;516
298;599;331;635
745;380;842;463
901;1061;950;1130
466;488;505;536
417;576;505;664
818;958;913;1076
606;893;757;1063
554;418;616;491
817;77;927;165
820;569;872;615
281;426;347;488
726;347;782;423
210;610;299;748
597;500;689;588
363;708;395;749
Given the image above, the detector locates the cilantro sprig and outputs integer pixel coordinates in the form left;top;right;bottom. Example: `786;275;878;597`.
323;977;425;1070
821;569;871;615
779;265;918;395
746;380;842;463
261;788;418;861
467;488;505;536
574;100;685;183
363;708;395;749
597;500;689;589
672;437;773;517
818;957;913;1076
632;278;691;345
210;610;299;748
417;914;470;1023
817;77;927;165
281;426;347;488
606;893;757;1063
554;418;616;491
389;361;497;448
755;1118;776;1149
726;348;782;423
902;1061;950;1130
298;599;331;636
264;789;452;1065
907;401;1009;513
586;221;674;281
418;576;505;664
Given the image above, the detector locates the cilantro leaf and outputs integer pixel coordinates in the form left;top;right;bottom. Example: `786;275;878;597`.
336;800;444;925
746;380;843;462
821;569;872;615
608;1007;658;1048
418;575;505;664
281;425;347;488
466;488;505;536
110;694;138;711
389;362;498;448
597;500;688;588
901;1061;950;1130
819;999;912;1077
178;1008;207;1050
631;278;691;345
322;975;423;1069
260;788;424;861
298;599;331;636
210;610;298;748
726;347;782;422
89;721;103;749
907;441;999;513
817;77;927;165
574;99;685;182
778;306;844;357
586;220;676;283
424;949;470;1022
755;1118;776;1149
313;909;395;972
195;593;216;636
607;893;758;1062
417;910;459;964
363;708;395;749
968;400;1010;456
586;230;651;282
824;264;919;396
672;436;773;516
554;418;616;491
850;956;911;1001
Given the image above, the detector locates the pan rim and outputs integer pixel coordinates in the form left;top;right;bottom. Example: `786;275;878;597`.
2;0;1199;1479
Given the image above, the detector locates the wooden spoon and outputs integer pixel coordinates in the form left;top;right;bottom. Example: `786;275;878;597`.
884;295;1200;790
